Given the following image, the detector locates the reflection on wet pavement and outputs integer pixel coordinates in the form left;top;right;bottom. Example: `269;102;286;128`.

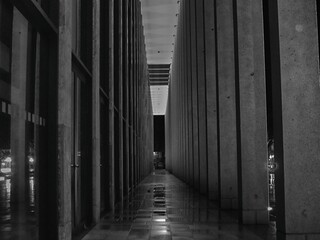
82;170;276;240
0;177;37;240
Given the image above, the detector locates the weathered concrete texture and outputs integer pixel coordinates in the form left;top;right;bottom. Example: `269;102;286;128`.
10;9;28;239
58;0;73;238
181;1;187;182
92;0;101;224
216;0;238;209
190;0;200;189
204;0;219;201
123;0;130;197
186;0;194;187
108;0;115;211
275;0;320;236
195;0;208;195
236;0;268;224
117;0;124;205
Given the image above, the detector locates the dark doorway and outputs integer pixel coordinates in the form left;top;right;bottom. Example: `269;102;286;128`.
154;116;165;169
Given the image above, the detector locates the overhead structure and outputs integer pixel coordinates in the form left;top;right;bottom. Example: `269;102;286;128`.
141;0;180;115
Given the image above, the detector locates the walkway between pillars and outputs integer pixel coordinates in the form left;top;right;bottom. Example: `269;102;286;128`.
82;169;276;240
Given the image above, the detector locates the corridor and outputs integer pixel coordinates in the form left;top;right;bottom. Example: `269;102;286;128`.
82;170;276;240
1;0;320;239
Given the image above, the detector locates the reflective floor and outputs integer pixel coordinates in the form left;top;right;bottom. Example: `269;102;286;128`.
82;170;276;240
0;176;37;240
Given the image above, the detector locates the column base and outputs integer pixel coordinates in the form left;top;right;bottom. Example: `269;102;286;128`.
242;209;269;224
277;231;320;240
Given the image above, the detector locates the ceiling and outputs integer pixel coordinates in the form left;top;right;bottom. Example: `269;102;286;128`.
140;0;180;115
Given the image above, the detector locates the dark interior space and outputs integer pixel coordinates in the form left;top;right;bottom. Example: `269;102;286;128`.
153;115;165;153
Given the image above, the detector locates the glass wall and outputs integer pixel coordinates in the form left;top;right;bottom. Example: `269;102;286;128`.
0;1;50;239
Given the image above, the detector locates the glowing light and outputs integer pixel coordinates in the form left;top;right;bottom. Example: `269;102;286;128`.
4;157;11;163
150;85;169;115
154;218;166;222
29;157;34;163
0;168;11;174
268;207;273;211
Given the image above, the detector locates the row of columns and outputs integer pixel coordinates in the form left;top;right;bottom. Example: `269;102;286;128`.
166;0;320;238
57;0;153;239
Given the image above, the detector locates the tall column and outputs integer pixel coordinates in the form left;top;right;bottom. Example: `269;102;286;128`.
10;9;28;239
235;0;269;224
57;0;72;238
108;0;115;211
117;0;124;204
190;0;200;189
186;0;194;186
92;0;101;223
195;0;208;195
129;0;134;191
204;0;219;200
216;0;238;209
269;0;320;238
124;0;130;198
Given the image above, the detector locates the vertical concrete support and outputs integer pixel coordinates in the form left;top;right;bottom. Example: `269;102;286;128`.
235;0;269;224
272;0;320;238
129;0;134;191
186;0;194;186
190;0;200;189
10;9;28;238
124;0;130;197
195;0;208;195
117;0;124;204
108;0;115;211
92;0;101;223
216;0;238;209
177;12;182;179
204;0;219;200
57;0;72;238
180;2;185;181
133;1;137;186
182;1;189;183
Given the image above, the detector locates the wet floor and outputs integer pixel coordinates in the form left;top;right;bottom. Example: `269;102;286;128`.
82;169;276;240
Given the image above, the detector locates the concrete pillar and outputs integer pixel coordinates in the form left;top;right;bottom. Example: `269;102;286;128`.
216;0;238;209
185;0;194;186
129;0;134;191
108;0;115;211
183;1;189;183
10;9;28;239
92;0;101;223
235;0;269;224
180;2;185;181
190;0;200;189
57;0;72;238
181;0;188;183
117;0;124;204
123;0;130;198
204;0;219;201
195;0;208;195
177;13;182;179
269;0;320;238
133;0;137;186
